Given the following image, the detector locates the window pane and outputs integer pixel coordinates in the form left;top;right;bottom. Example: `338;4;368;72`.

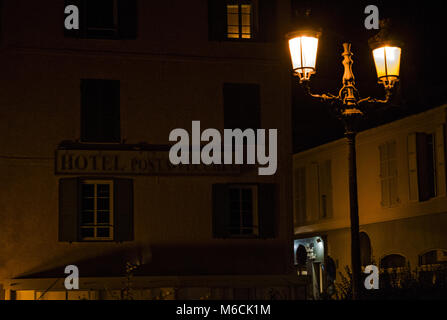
241;4;251;14
97;198;110;211
97;211;111;224
241;189;252;202
82;197;94;211
227;5;239;15
81;228;94;239
82;184;94;198
97;228;111;238
97;184;110;197
86;0;116;29
242;14;251;27
81;211;95;225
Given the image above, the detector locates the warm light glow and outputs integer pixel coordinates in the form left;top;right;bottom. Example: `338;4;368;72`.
288;35;319;81
372;46;401;84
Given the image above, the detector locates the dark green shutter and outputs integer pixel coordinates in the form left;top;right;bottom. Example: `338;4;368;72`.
258;0;277;42
208;0;226;41
212;184;230;238
258;183;276;238
118;0;138;39
114;179;134;242
59;178;80;242
64;0;84;38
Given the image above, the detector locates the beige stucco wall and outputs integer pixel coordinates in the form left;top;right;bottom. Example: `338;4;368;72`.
293;105;447;273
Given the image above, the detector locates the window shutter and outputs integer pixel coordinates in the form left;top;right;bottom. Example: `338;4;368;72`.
208;0;226;41
258;0;277;42
258;183;276;239
416;132;430;201
59;178;80;242
318;160;332;218
118;0;138;39
293;167;306;226
307;162;320;222
114;179;134;242
435;125;446;196
407;133;419;201
212;184;231;238
64;0;84;38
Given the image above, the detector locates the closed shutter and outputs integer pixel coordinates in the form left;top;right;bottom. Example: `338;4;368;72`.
81;79;121;143
435;125;446;196
258;0;277;42
59;178;80;242
407;133;419;201
294;167;306;226
118;0;138;39
318;160;332;218
212;184;230;238
64;0;84;37
258;183;276;238
208;0;226;40
307;162;320;222
379;143;390;207
416;132;430;201
114;179;134;242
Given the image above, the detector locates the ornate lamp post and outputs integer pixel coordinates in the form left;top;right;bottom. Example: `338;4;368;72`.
287;28;402;300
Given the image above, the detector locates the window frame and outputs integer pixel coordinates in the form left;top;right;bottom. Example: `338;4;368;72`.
80;179;114;241
80;79;121;144
84;0;119;38
228;184;259;237
224;0;259;41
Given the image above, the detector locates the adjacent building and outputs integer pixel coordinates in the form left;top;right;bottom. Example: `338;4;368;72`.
293;105;447;297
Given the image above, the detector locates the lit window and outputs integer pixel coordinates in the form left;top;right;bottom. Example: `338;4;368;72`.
229;185;258;236
81;180;114;240
226;2;253;39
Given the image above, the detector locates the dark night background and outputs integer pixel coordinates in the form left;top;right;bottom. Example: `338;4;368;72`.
291;1;447;152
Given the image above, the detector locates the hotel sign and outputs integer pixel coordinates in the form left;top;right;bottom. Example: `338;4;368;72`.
55;150;240;176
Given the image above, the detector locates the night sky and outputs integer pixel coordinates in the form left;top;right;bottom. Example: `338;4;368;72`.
291;1;447;152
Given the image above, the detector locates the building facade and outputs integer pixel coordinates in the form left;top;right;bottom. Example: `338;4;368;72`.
293;105;447;297
0;0;302;300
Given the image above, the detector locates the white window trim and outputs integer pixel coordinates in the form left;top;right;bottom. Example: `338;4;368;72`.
81;180;114;241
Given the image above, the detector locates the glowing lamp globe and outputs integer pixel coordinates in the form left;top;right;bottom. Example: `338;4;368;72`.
288;31;320;82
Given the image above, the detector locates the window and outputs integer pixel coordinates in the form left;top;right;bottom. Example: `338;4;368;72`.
418;250;447;285
226;2;254;39
59;178;133;242
223;83;261;130
229;185;258;236
208;0;276;42
408;127;446;202
212;183;275;238
318;160;332;219
293;167;306;226
379;140;398;207
80;181;114;240
64;0;137;39
81;79;121;143
85;0;118;38
304;160;333;223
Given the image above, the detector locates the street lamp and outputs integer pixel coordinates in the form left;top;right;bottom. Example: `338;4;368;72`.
287;28;401;300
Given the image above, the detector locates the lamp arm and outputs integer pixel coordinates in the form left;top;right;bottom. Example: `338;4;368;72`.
357;89;392;105
303;81;340;102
